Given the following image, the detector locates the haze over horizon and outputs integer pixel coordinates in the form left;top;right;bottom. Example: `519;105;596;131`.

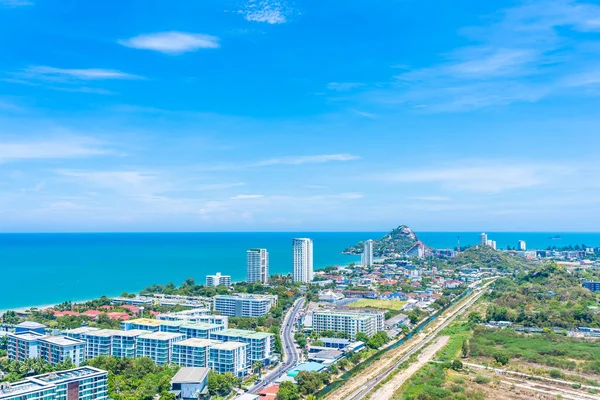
2;0;600;232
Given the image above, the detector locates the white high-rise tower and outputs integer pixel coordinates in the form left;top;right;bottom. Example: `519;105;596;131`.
479;233;488;246
362;240;374;267
247;248;269;284
293;238;313;283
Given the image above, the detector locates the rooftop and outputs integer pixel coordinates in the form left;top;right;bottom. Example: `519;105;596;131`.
126;318;163;327
211;341;247;350
171;367;209;384
138;332;184;341
40;335;84;346
8;331;45;341
35;367;106;383
64;327;101;335
0;379;53;398
85;329;122;338
15;321;46;330
114;329;147;337
175;338;222;348
214;329;273;340
287;362;327;377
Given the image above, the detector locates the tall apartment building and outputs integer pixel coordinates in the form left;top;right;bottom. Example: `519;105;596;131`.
210;329;274;364
479;233;488;246
312;310;381;340
362;240;374;267
209;342;248;377
518;240;527;251
206;272;231;287
171;339;221;368
136;332;184;366
247;248;269;284
0;367;108;400
213;294;276;317
111;330;147;358
293;238;313;283
7;332;85;367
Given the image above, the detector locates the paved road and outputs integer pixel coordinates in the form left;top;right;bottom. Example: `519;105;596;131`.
247;297;305;394
343;281;493;400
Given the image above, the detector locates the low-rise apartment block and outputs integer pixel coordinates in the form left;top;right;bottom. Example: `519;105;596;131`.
157;309;229;327
209;341;248;377
209;329;274;364
136;332;184;366
7;332;85;366
213;294;277;317
0;367;108;400
312;310;381;340
38;336;85;367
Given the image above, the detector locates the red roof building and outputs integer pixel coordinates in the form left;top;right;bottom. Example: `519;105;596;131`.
121;305;140;313
258;385;279;400
107;312;130;320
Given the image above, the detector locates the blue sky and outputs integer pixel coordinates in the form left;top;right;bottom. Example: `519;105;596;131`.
1;0;600;232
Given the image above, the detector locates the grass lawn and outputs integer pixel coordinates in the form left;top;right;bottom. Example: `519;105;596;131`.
348;299;407;310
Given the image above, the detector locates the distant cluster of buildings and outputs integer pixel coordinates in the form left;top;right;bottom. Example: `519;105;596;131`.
6;307;275;378
480;233;498;250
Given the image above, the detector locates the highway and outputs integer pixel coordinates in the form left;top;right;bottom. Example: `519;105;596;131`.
341;281;493;400
247;297;305;394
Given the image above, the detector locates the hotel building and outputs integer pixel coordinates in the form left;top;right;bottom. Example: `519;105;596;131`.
205;272;231;287
209;341;248;377
213;294;276;318
293;238;313;283
0;367;108;400
247;248;269;284
312;310;381;340
7;331;44;362
171;338;221;368
136;332;184;366
210;329;274;364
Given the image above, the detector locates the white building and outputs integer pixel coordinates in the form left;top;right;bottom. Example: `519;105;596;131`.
136;332;184;366
210;329;274;364
518;240;527;251
209;341;248;377
479;233;488;246
172;339;221;368
312;310;380;340
0;367;108;400
7;332;85;367
247;248;269;284
206;272;231;287
213;294;276;318
362;240;374;267
293;238;313;283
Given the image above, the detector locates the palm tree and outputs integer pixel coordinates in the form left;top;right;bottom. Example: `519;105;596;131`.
252;361;262;377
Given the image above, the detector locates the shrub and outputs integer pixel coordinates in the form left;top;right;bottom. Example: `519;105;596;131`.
474;375;491;384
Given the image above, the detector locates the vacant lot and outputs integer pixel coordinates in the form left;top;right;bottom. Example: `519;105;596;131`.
349;299;407;310
470;327;600;373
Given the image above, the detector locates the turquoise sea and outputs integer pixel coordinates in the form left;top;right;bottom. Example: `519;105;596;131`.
1;232;600;311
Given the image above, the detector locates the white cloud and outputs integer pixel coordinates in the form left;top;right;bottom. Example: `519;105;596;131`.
240;0;291;24
327;82;365;91
361;0;600;111
0;138;111;163
375;162;574;193
24;66;142;81
0;0;33;6
119;32;220;55
231;194;265;200
251;153;360;167
408;196;452;202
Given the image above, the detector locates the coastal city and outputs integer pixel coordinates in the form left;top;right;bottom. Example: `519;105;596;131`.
2;227;600;400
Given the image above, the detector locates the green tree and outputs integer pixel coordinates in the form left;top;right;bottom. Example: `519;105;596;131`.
355;332;370;343
277;381;300;400
461;339;470;358
493;352;509;366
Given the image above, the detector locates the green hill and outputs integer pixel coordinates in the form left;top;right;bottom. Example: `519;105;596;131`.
448;245;531;272
343;225;419;257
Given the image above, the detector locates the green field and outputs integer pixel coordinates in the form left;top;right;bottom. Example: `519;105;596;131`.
348;299;407;310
